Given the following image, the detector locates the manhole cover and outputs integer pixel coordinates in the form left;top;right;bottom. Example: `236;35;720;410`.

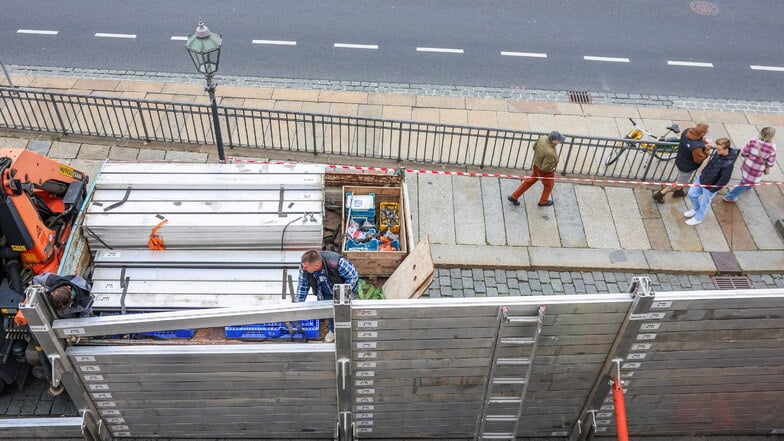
690;1;720;15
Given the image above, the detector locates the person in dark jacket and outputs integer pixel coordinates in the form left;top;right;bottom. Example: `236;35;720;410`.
296;249;359;342
653;123;712;203
683;138;738;226
33;272;93;319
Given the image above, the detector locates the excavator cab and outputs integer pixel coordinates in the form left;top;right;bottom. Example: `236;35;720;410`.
0;149;87;393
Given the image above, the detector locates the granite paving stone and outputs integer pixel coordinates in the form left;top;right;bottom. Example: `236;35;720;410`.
480;177;507;246
755;186;784;222
712;199;758;251
576;185;620;249
417;173;456;245
552;183;587;247
735;189;784;250
47;141;80;159
606;186;651;250
692;202;731;251
658;198;704;251
499;178;531;246
26;139;52;156
524;188;561;247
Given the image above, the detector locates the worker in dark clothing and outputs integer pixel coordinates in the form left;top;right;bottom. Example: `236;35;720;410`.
33;272;93;319
296;249;359;343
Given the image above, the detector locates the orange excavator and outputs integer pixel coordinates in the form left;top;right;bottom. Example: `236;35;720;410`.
0;148;87;393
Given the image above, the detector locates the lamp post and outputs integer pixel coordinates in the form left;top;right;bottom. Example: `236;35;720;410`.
185;19;225;162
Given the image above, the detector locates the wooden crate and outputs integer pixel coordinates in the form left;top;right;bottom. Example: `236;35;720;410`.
342;185;408;277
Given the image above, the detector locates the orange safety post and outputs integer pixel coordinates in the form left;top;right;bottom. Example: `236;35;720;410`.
611;375;629;441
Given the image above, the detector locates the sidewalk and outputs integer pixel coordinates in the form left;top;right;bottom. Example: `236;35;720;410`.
2;73;784;275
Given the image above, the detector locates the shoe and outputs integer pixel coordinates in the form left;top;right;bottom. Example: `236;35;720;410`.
652;190;665;204
538;200;554;207
683;210;696;218
507;196;520;206
722;197;736;203
323;331;335;343
685;217;701;226
672;189;686;198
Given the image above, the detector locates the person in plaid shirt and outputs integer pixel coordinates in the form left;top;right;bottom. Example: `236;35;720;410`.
723;127;777;202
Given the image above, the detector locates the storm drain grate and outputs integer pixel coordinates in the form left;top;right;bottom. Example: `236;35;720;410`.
690;1;720;16
712;276;754;290
567;91;593;104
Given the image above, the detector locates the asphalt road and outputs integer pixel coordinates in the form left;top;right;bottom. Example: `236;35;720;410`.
2;1;784;99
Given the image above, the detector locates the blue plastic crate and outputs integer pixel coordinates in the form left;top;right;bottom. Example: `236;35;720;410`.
225;323;283;339
280;319;320;339
135;329;195;339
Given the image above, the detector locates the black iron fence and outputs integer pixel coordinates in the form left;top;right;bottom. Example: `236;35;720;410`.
0;87;680;182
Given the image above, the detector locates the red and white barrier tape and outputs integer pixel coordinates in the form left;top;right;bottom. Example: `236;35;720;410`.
228;156;783;189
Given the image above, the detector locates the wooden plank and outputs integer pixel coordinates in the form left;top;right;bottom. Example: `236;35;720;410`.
383;236;434;299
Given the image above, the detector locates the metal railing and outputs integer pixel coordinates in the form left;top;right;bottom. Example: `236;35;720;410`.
0;86;679;182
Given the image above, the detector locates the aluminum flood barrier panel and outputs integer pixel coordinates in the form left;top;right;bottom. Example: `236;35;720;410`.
20;285;784;440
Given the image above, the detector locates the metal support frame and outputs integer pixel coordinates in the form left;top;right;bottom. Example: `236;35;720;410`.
570;277;655;441
20;286;111;441
333;284;354;441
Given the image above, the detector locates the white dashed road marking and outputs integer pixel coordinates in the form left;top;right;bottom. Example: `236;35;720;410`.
17;29;58;35
584;56;630;63
334;43;378;50
501;51;547;58
170;36;188;41
416;47;463;54
252;39;297;46
667;60;713;68
94;33;136;39
750;65;784;72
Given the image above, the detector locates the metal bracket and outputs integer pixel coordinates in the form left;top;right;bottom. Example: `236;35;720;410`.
337;358;350;390
80;409;104;441
612;358;623;384
48;354;63;388
627;276;653;298
335;284;352;305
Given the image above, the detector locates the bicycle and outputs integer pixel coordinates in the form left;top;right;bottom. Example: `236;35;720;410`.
604;118;680;166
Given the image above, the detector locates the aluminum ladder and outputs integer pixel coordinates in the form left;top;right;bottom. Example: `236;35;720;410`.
475;305;546;441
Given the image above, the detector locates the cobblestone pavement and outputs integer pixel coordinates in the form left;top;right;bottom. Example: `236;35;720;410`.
7;65;784;114
0;376;77;418
425;269;784;297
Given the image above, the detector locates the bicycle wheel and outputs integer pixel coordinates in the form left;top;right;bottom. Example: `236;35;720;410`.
604;141;631;166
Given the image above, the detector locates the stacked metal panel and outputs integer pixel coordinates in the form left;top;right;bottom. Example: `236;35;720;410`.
83;162;324;250
82;162;324;311
90;250;303;311
67;344;337;439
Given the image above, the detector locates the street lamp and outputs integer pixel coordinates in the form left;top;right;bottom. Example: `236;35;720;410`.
185;19;225;162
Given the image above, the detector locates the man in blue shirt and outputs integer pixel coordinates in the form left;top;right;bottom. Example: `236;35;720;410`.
296;249;359;342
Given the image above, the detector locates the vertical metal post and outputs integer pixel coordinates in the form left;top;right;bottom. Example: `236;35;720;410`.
136;101;150;142
0;57;14;88
311;116;318;156
49;93;68;135
205;75;225;163
478;131;490;169
333;284;354;441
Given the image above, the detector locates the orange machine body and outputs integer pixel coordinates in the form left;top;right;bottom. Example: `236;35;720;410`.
0;148;87;274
